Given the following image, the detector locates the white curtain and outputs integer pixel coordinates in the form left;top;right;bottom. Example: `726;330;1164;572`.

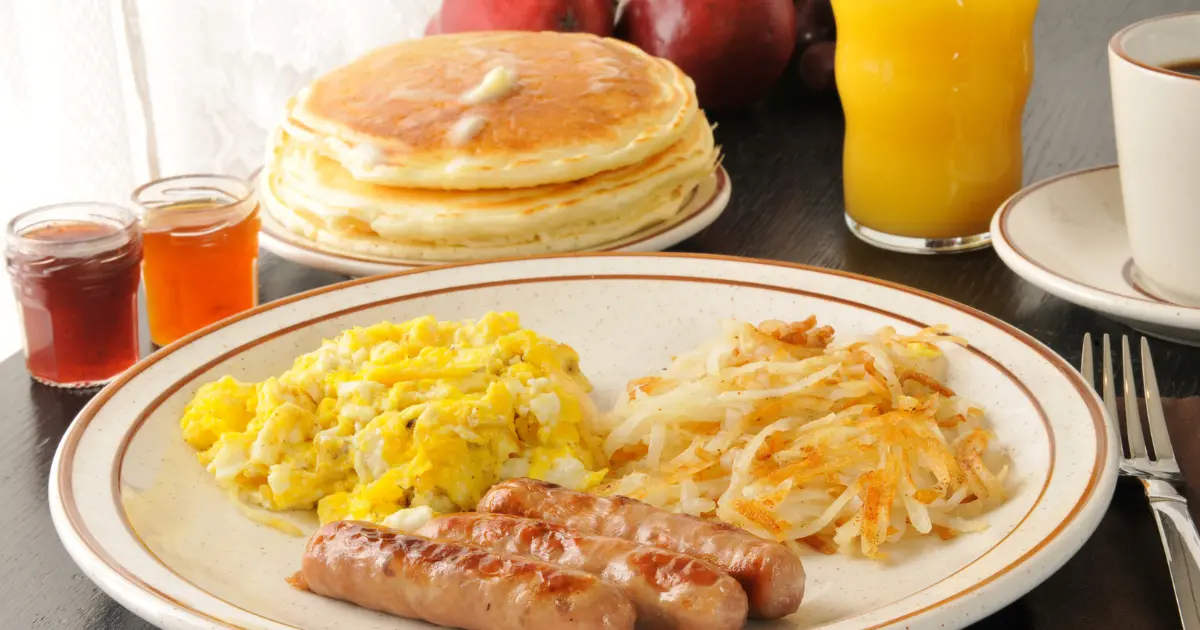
0;0;440;357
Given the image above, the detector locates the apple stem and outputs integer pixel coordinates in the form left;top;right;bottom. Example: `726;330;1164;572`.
559;7;579;31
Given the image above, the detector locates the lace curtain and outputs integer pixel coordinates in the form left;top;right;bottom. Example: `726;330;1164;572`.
0;0;439;356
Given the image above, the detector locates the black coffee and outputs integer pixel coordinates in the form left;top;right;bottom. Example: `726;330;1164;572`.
1163;59;1200;78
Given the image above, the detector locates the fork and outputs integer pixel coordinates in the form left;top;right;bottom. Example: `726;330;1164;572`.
1082;334;1200;629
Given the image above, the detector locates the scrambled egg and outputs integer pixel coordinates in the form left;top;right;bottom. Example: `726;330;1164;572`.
181;312;608;531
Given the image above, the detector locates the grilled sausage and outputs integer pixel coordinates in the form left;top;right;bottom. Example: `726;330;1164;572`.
477;478;804;619
417;512;748;630
293;520;636;630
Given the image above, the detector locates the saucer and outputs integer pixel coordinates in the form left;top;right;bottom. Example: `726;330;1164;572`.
992;164;1200;346
260;167;731;277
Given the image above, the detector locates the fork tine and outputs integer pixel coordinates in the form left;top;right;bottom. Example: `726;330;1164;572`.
1101;335;1121;453
1081;333;1095;388
1140;337;1175;461
1122;335;1149;458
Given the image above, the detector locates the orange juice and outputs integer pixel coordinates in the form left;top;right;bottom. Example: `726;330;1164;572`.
833;0;1038;248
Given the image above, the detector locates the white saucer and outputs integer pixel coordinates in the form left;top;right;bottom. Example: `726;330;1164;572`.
992;164;1200;346
259;166;731;276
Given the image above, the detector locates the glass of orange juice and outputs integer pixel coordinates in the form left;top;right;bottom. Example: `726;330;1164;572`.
132;174;260;346
832;0;1039;253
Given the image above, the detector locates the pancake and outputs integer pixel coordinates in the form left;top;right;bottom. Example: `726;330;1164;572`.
265;114;716;244
260;117;717;262
286;31;699;190
261;172;707;261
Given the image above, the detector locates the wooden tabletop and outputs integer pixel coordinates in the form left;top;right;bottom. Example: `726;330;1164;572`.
5;1;1200;627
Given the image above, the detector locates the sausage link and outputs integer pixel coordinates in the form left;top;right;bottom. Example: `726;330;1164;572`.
417;512;748;630
478;478;804;619
296;520;636;630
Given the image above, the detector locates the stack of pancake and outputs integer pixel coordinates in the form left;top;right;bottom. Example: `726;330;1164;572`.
260;31;718;261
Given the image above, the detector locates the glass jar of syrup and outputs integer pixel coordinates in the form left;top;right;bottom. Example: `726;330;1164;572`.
133;174;260;347
6;203;143;388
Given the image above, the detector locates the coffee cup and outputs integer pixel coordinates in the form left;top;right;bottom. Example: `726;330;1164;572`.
1109;12;1200;306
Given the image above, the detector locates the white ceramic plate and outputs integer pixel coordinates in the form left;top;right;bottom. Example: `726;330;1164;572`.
50;253;1115;630
259;167;731;277
992;164;1200;346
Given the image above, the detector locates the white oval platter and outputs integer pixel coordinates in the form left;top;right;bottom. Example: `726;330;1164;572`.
50;252;1115;630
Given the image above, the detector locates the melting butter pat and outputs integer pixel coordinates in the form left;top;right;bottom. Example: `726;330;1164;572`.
447;115;487;146
460;66;519;106
345;141;384;170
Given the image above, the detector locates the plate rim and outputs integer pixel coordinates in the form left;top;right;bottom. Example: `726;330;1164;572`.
992;164;1200;330
258;167;731;275
49;252;1115;630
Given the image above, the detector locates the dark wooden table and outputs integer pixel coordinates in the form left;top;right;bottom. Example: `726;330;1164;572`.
5;1;1200;627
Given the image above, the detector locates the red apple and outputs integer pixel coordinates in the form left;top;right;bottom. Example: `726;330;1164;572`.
425;12;441;35
619;0;797;111
437;0;616;37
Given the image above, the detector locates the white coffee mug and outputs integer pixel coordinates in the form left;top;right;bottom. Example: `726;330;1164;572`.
1109;12;1200;306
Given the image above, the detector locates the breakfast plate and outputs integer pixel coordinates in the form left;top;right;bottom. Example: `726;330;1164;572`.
991;165;1200;346
50;252;1115;630
259;167;731;277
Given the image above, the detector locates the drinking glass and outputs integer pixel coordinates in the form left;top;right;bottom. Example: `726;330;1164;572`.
833;0;1040;254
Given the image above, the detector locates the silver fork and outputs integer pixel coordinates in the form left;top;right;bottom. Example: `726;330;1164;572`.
1083;333;1200;629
